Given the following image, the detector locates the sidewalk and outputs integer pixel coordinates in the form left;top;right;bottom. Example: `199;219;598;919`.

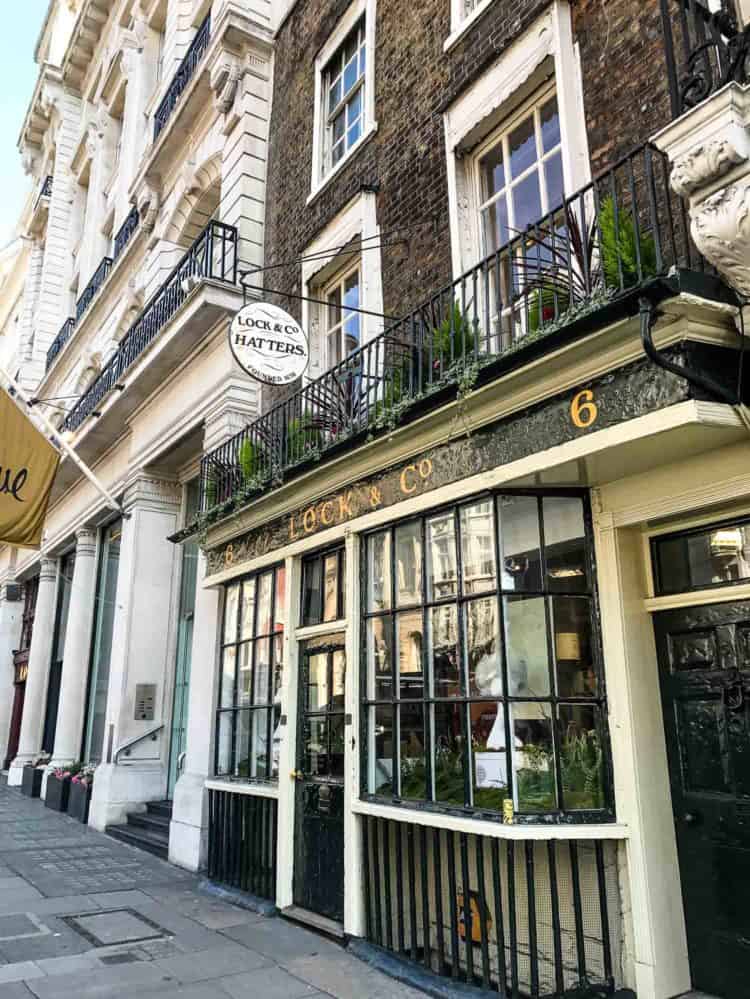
0;782;426;999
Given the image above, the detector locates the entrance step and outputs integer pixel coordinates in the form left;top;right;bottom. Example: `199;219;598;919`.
281;905;345;940
105;800;172;861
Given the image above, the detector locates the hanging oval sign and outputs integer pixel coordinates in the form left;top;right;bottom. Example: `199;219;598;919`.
229;302;309;386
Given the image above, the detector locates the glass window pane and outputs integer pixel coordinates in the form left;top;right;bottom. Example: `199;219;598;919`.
253;639;270;705
343;54;359;95
237;643;252;707
302;558;322;625
552;596;596;697
224;583;239;643
273;633;284;701
328;75;341;114
235;709;251;778
432;702;466;806
252;708;271;778
369;704;394;795
332;650;346;707
426;513;458;600
460;501;496;594
239;579;256;640
367;531;392;611
540;96;560;153
307;651;329;712
305;716;328;776
498;495;542;590
330;714;346;778
344;313;360;354
429;604;459;697
216;712;233;775
543;496;587;592
397;609;424;699
512;703;556;812
480;142;505;201
323;554;340;622
271;705;282;779
545;151;564;211
367;616;393;699
220;646;236;708
470;701;508;810
399;703;426;801
508;114;537;179
346;88;362;127
654;521;750;593
512;171;542;233
504;595;550;696
333;110;345;144
559;704;605;810
464;597;502;697
482;197;509;255
655;536;689;593
274;568;286;631
395;521;422;606
257;572;273;634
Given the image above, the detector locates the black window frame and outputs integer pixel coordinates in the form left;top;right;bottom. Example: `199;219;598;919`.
359;487;615;826
214;563;286;783
651;514;750;596
300;545;346;627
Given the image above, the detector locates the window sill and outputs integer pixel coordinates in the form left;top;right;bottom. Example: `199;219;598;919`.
354;799;627;840
206;778;279;798
444;0;495;53
307;121;379;207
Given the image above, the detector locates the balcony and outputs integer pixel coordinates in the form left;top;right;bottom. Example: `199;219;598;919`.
46;317;76;372
659;0;749;120
62;219;238;435
28;175;52;236
153;12;211;141
75;256;113;324
198;142;723;518
113;206;139;261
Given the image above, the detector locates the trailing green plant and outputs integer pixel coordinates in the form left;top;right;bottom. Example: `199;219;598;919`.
286;412;323;460
428;301;479;378
238;439;265;482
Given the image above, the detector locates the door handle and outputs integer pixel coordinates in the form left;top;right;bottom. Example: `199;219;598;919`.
290;770;304;782
683;812;700;826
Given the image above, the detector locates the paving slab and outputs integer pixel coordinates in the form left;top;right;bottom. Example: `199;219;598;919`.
0;984;36;998
23;962;174;999
219;965;322;999
285;953;430;999
219;917;345;961
153;941;272;983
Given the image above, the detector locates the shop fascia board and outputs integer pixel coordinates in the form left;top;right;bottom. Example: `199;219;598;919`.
128;3;274;206
202;294;740;552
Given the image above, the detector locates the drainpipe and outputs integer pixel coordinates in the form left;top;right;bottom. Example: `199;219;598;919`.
639;295;750;434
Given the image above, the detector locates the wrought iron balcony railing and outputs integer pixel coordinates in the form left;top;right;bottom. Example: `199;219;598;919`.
200;142;704;516
113;206;139;261
46;317;76;372
62;219;238;433
660;0;749;119
75;256;113;324
153;12;211;141
34;175;52;211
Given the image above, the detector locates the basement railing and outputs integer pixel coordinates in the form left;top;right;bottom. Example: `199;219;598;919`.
153;11;211;141
199;142;704;516
62;219;238;433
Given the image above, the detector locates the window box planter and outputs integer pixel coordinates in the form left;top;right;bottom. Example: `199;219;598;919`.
21;765;43;798
44;774;71;812
68;781;92;824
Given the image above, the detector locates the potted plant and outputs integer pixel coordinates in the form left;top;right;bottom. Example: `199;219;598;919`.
21;756;47;798
45;762;81;813
68;766;95;823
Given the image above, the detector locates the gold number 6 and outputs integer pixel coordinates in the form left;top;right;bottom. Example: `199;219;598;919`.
571;389;598;429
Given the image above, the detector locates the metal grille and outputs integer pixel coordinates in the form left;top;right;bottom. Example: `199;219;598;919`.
362;815;620;997
207;789;278;902
154;12;211;141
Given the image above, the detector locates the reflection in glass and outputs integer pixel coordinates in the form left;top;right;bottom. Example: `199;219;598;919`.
399;703;426;800
504;596;550;696
429;605;459;697
252;709;270;778
306;716;328;776
368;531;392;611
367;617;393;698
498;495;542;591
370;704;394;794
460;502;496;594
552;596;595;696
397;609;424;699
464;597;502;697
509;114;536;179
307;652;329;711
273;634;283;701
512;703;555;812
216;712;233;775
432;702;466;806
395;522;422;606
240;579;256;640
302;558;322;625
257;572;273;634
275;567;286;630
235;709;251;777
237;643;252;706
253;639;270;704
470;701;508;810
559;704;604;809
323;554;339;621
543;496;587;592
332;650;346;706
540;95;561;153
329;714;346;778
427;514;458;600
224;584;239;643
220;647;236;709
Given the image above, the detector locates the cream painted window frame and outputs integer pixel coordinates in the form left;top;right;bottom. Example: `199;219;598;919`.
319;260;363;372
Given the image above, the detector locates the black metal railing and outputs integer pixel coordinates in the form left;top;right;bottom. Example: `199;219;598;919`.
200;141;703;515
46;317;76;371
113;205;140;261
362;815;619;998
75;256;113;324
207;789;277;901
34;175;52;211
62;219;237;433
153;12;211;141
660;0;749;119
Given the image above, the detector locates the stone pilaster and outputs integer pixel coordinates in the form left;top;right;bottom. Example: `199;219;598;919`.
77;113;116;289
201;377;260;454
169;552;221;870
48;530;97;775
88;476;181;830
8;559;58;786
0;580;24;771
17;238;45;393
117;19;160;227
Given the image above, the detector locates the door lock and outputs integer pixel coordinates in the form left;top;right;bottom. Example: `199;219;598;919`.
290;770;304;782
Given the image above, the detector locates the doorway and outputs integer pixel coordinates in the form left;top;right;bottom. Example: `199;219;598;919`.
653;600;750;998
293;636;347;923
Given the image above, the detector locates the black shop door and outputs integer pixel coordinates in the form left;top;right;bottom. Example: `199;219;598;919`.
654;601;750;998
293;641;346;923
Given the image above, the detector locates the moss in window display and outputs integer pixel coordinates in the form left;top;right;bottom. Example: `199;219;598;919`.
515;743;557;812
560;728;604;810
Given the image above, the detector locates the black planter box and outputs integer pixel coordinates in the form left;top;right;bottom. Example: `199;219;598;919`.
68;781;92;823
44;774;71;812
21;766;43;798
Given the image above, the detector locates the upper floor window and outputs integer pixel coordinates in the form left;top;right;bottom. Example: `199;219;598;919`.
323;263;361;367
447;0;494;48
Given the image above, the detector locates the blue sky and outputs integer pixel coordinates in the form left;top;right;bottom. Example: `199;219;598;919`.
0;3;49;247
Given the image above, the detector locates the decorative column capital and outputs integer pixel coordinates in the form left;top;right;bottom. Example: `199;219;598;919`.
123;475;181;514
39;557;58;582
74;527;97;556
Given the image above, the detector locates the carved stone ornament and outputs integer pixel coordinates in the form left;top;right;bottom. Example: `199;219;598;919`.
691;183;750;297
21;151;38;177
137;183;161;233
671;139;748;198
210;55;243;116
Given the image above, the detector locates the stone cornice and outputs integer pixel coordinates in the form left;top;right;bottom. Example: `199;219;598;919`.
61;0;112;93
17;64;63;155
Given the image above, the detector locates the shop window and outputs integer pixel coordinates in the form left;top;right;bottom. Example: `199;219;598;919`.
362;491;611;822
652;516;750;595
301;547;346;626
215;565;286;781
